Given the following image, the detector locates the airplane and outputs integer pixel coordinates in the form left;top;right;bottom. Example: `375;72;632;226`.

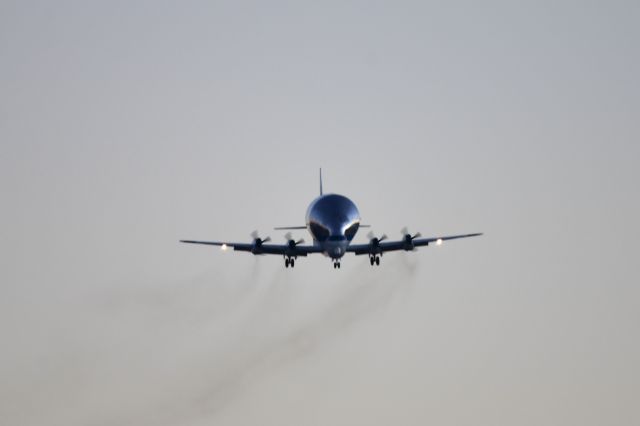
180;170;482;269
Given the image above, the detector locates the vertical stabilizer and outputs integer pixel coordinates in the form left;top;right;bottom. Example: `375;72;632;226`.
319;168;323;195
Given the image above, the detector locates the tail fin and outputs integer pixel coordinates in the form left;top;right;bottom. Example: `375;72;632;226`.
319;168;323;195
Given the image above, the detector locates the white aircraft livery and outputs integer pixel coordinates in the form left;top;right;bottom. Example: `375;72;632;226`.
181;170;482;269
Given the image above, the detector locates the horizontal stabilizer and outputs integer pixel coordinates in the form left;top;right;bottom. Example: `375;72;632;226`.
274;226;307;230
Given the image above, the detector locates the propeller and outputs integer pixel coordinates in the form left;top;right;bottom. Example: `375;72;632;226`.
367;231;387;245
401;227;421;240
284;232;305;248
250;230;271;245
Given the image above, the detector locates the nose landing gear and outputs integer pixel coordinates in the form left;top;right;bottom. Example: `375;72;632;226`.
369;255;381;266
333;260;341;269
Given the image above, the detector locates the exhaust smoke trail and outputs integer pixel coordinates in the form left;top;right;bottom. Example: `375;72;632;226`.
2;234;427;426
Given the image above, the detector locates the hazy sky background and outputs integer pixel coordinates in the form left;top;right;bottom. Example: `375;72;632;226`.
1;1;639;425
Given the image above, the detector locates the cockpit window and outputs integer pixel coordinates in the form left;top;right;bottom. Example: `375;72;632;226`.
309;222;330;242
344;222;359;240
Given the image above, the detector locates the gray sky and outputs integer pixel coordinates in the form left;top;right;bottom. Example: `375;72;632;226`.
1;1;639;425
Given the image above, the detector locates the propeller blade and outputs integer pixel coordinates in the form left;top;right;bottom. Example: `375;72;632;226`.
379;234;388;242
367;231;375;240
284;232;303;245
400;227;420;240
250;231;270;243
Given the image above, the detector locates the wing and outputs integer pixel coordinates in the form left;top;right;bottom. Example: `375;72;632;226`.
179;240;323;256
347;232;483;255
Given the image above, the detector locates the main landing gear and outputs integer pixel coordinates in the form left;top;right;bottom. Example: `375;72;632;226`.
369;255;381;266
284;256;296;268
333;260;341;269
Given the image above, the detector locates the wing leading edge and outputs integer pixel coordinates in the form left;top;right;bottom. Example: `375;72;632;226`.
179;239;323;256
347;232;483;255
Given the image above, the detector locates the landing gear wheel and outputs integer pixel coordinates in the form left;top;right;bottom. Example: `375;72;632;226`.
290;258;295;268
285;258;290;268
375;256;380;266
370;256;374;266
